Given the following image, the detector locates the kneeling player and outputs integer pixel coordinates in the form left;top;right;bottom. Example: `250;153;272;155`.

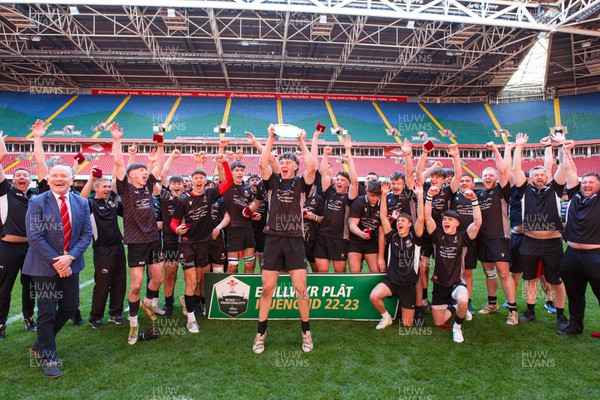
370;182;424;329
425;186;481;343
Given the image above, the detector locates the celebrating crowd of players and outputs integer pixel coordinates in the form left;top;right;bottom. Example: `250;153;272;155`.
0;120;599;377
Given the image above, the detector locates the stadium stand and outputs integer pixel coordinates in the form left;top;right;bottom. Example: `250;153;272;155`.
50;94;128;138
374;102;453;144
424;103;498;144
490;100;555;142
168;97;228;138
226;98;279;138
0;91;75;137
280;99;331;134
558;92;600;141
326;100;394;143
111;96;179;139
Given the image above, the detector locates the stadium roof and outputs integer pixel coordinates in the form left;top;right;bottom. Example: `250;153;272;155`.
0;0;599;99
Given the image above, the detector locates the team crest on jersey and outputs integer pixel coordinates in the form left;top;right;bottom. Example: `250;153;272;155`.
188;200;193;205
405;239;412;247
453;236;458;243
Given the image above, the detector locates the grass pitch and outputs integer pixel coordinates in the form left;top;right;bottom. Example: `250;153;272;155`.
0;248;599;400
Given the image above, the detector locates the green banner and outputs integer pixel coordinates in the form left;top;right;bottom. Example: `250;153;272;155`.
205;273;399;320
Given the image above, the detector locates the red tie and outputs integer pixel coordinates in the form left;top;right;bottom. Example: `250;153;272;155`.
59;195;71;252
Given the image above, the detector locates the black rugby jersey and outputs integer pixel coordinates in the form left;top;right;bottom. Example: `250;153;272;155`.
563;184;600;245
89;192;123;247
303;193;324;243
116;174;160;244
518;180;564;232
318;185;353;239
349;195;382;243
431;228;470;287
223;183;254;229
0;179;39;237
172;188;221;243
387;189;415;221
159;188;179;245
476;182;510;240
451;191;474;232
385;229;421;285
263;174;311;238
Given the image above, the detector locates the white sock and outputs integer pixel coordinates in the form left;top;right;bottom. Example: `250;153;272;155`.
453;322;461;330
187;313;196;324
381;311;391;319
151;297;158;307
213;266;224;273
129;315;138;326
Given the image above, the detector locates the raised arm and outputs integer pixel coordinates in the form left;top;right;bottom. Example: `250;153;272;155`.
513;132;528;187
447;144;461;193
0;132;7;183
413;181;425;238
310;129;322;167
80;166;101;199
416;143;431;184
245;131;280;174
424;186;438;235
259;124;276;181
463;189;482;240
561;140;579;189
504;142;516;186
32;119;48;182
299;131;316;185
550;132;567;185
193;151;207;170
487;141;508;187
538;136;554;184
151;142;165;181
344;135;359;200
320;145;333;192
379;181;392;235
401;138;415;190
126;144;137;169
111;123;125;181
161;149;181;187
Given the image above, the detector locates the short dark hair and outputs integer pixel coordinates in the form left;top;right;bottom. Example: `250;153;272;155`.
445;168;455;177
461;172;474;181
390;171;406;181
366;180;382;195
169;174;183;184
248;173;261;181
278;152;299;165
582;172;600;181
191;169;207;178
336;171;350;181
367;172;379;178
230;161;246;170
441;210;460;221
126;163;147;175
13;167;30;175
397;212;413;224
431;168;447;178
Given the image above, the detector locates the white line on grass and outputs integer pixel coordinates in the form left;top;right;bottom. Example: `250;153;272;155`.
5;279;95;325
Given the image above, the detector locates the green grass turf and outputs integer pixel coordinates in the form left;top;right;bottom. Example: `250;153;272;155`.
1;247;599;400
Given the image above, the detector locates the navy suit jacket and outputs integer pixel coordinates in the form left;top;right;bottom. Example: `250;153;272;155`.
23;190;93;277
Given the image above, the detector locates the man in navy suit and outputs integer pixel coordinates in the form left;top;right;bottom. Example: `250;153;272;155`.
24;165;92;378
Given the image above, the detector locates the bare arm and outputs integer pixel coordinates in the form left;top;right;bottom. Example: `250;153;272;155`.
310;129;322;168
379;181;392;235
151;142;165;181
464;190;482;240
320;146;333;192
298;131;316;185
487;141;508;187
416;144;430;184
32;120;48;182
161;149;181;187
401;138;415;190
0;132;6;182
126;144;137;169
513;133;528;187
259;125;276;181
413;182;425;238
561;140;579;189
504;142;515;186
111;123;125;181
80;169;100;199
345;135;359;200
424;186;438;235
550;132;567;185
447;144;461;193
